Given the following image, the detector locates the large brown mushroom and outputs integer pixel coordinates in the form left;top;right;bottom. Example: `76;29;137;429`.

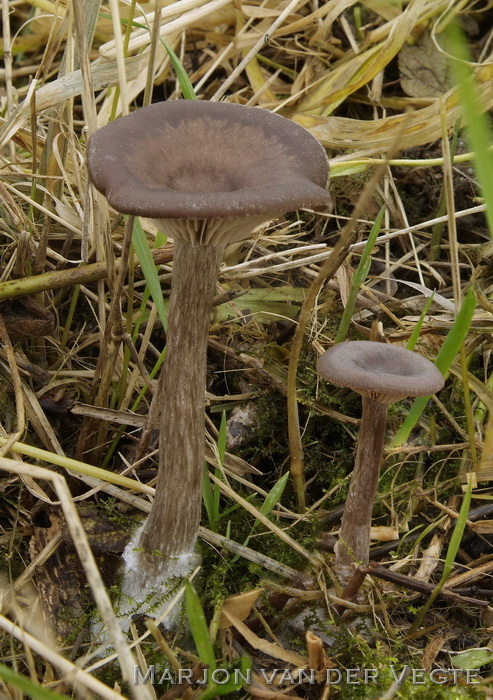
317;341;444;580
87;100;330;602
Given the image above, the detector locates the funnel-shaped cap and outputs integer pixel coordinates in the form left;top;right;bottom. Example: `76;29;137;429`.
87;100;331;239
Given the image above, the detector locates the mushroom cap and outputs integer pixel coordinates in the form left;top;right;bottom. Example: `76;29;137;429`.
87;100;330;227
317;340;444;404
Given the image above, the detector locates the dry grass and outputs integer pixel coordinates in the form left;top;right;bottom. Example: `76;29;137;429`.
1;1;493;698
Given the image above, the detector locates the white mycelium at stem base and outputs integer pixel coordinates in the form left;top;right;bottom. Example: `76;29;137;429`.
87;100;331;609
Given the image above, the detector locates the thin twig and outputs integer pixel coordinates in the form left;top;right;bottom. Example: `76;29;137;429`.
287;158;396;511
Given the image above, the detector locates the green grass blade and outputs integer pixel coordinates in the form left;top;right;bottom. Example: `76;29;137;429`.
159;38;196;99
130;346;166;412
195;657;252;699
0;664;71;700
215;412;227;515
451;647;493;670
406;292;435;351
131;217;168;331
260;471;289;516
217;411;227;464
228;472;290;565
334;206;385;344
442;477;472;576
0;436;152;494
391;289;476;447
185;580;216;675
447;22;493;237
408;476;473;635
427;291;475;380
202;412;227;531
202;465;215;530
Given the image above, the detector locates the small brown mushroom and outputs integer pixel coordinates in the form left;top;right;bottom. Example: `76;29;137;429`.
87;100;330;600
317;340;444;580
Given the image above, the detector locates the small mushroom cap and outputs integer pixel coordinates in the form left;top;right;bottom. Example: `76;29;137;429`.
87;100;330;226
317;340;444;404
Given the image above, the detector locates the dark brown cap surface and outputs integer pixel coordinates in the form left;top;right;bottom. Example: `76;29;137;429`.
87;100;330;221
317;341;444;404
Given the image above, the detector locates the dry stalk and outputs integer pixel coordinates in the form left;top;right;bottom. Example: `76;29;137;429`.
0;458;152;700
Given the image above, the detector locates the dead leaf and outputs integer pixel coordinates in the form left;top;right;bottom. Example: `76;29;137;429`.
370;526;399;541
30;509;91;641
335;260;353;308
422;634;447;672
469;520;493;534
220;588;263;629
221;608;307;667
293;60;493;153
399;31;453;98
299;0;428;114
30;505;128;640
0;297;54;340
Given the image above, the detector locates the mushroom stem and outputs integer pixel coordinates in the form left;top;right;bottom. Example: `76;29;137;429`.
139;236;223;572
335;396;388;573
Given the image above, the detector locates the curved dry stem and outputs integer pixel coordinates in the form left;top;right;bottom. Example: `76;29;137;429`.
287;158;394;512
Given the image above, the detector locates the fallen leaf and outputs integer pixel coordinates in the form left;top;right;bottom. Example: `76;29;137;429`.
220;588;263;629
221;608;307;667
399;31;453;98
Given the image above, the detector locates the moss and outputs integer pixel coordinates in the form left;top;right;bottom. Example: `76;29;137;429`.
98;496;142;530
230;391;290;475
325;632;485;699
